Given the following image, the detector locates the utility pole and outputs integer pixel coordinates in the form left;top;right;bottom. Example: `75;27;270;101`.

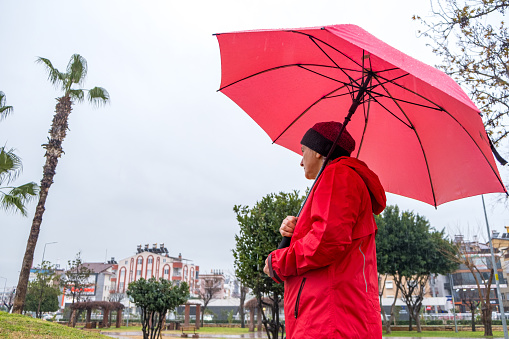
483;195;508;339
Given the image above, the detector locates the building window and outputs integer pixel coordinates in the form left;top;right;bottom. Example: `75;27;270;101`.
138;258;143;264
148;258;153;264
386;281;393;289
164;268;169;275
173;268;182;276
137;270;141;277
125;261;128;264
163;259;166;263
147;269;152;278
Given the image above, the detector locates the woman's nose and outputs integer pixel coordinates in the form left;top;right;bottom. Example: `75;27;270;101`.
300;158;304;167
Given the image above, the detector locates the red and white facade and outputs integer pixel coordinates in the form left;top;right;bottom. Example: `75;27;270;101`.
115;245;199;296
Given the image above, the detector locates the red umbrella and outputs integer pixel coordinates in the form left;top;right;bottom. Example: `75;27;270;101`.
216;24;506;207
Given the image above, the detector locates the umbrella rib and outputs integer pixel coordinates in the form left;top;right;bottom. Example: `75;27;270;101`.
374;72;444;111
298;65;356;87
305;35;359;88
355;53;374;159
374;74;506;193
271;84;352;144
372;75;439;207
219;63;349;92
289;30;364;70
365;92;413;129
358;93;444;111
354;91;373;159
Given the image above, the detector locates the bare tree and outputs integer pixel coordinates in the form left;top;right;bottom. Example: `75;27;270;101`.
60;252;93;305
378;273;399;334
452;238;499;336
239;284;249;328
109;292;126;303
198;275;223;325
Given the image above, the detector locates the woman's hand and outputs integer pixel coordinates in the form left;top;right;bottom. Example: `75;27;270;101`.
280;216;298;237
263;257;270;276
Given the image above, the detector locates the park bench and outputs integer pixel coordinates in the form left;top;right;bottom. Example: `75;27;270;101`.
181;325;199;338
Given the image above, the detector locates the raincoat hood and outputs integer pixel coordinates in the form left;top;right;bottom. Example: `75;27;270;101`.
333;157;386;215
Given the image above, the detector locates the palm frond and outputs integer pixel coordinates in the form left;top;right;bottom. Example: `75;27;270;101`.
36;57;67;88
0;147;22;185
0;91;13;121
8;182;39;200
0;191;28;216
67;54;88;86
0;182;38;216
69;89;85;103
88;87;110;107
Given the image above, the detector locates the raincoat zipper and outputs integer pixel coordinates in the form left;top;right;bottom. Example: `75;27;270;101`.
359;241;367;292
294;277;306;318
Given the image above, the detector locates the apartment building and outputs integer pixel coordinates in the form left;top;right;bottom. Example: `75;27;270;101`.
115;243;199;296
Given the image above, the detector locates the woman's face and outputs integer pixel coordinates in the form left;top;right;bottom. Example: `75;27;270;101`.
300;145;323;180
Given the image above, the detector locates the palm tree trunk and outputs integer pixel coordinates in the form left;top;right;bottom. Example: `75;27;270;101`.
12;96;72;313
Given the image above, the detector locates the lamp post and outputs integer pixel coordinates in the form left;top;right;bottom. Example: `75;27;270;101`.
482;195;508;339
41;242;57;266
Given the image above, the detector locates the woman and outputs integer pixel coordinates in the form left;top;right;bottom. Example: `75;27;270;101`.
264;121;386;338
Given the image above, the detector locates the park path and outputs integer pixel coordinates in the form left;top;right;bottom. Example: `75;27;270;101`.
101;332;505;339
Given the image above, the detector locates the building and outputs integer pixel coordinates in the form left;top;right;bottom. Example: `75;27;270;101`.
59;261;117;308
198;270;226;299
448;234;507;313
115;243;199;296
487;227;509;310
379;274;450;319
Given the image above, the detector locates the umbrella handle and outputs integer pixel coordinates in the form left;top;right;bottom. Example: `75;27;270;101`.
276;71;374;250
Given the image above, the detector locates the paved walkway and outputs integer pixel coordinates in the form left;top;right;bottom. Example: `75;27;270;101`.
101;332;505;339
102;332;268;338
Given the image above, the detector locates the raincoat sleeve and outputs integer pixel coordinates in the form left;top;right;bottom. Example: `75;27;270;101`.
268;165;363;283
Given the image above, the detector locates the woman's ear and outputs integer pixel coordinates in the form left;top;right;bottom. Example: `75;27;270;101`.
315;152;323;160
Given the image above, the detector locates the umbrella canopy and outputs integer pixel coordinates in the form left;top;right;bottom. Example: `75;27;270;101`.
216;24;506;207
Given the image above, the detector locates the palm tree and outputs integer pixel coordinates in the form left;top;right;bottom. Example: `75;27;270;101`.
0;92;39;215
0;147;39;216
12;54;109;313
0;91;13;120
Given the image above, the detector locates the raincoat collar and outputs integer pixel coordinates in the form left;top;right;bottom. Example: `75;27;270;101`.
330;157;386;215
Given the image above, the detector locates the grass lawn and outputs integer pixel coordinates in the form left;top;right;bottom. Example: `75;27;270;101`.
102;325;252;334
101;325;508;338
0;311;108;338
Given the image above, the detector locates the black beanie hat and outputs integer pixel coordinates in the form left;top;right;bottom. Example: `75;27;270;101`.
300;121;356;159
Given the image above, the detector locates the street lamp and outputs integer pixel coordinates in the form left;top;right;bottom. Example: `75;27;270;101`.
41;242;57;266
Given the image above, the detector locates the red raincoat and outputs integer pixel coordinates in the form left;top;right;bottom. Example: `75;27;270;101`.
268;157;386;338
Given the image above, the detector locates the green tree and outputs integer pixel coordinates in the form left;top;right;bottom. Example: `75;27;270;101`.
0;91;39;216
127;278;189;339
233;190;305;339
13;54;109;314
375;205;458;333
24;262;59;318
415;0;509;145
60;252;93;305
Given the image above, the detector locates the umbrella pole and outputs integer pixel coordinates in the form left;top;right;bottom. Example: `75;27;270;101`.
278;72;374;249
482;195;509;339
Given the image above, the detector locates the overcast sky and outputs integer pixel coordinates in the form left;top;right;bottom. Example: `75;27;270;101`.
1;0;508;288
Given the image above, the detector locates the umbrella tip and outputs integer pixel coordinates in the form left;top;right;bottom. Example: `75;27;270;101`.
213;33;220;36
